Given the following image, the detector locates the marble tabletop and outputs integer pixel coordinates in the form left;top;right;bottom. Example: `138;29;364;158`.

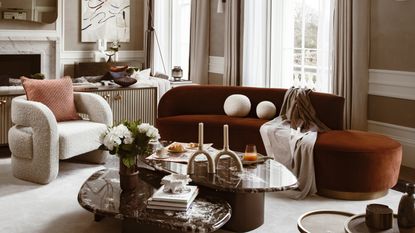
144;155;298;193
78;169;231;233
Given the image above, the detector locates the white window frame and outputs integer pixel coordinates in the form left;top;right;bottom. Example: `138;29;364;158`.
244;0;332;93
153;0;191;80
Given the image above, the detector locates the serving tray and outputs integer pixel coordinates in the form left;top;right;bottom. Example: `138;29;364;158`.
297;210;354;233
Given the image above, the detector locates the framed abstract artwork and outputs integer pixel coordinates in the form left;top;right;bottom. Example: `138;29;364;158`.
81;0;130;42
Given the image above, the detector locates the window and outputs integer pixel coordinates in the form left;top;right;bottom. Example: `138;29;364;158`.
171;0;191;80
243;0;332;92
153;0;191;80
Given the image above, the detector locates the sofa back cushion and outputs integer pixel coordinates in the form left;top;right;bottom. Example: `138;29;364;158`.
158;85;345;130
21;77;81;122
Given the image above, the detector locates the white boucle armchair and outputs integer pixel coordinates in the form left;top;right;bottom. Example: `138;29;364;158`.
8;92;113;184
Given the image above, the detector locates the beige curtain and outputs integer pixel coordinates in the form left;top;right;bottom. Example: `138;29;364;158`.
189;0;210;84
332;0;370;130
223;0;243;86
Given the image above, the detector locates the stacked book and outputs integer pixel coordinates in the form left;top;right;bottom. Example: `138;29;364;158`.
147;185;199;211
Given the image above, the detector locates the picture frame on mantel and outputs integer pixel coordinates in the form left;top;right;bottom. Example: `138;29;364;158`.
81;0;130;42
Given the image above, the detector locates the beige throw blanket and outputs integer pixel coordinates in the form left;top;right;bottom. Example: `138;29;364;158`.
260;88;329;199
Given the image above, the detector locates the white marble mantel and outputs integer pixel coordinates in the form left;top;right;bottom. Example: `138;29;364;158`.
0;36;60;79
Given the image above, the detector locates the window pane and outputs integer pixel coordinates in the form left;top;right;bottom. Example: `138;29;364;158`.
171;0;191;80
293;0;303;48
304;49;317;66
293;48;302;66
304;2;318;49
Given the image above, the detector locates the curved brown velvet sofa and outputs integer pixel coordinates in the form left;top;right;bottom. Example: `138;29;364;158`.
157;85;345;154
157;85;402;200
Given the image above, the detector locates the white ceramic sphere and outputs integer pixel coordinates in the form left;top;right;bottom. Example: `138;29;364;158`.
256;101;277;119
223;94;251;117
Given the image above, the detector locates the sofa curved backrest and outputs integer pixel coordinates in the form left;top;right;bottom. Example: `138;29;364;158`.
158;85;345;130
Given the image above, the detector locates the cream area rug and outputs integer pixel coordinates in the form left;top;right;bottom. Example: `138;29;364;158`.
0;157;403;233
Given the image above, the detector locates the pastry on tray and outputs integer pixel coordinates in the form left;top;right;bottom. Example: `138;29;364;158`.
168;143;186;153
187;142;199;149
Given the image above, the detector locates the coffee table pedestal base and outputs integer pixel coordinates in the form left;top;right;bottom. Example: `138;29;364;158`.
202;188;265;232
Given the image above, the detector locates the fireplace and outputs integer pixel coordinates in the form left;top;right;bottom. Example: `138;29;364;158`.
0;37;58;85
0;54;41;81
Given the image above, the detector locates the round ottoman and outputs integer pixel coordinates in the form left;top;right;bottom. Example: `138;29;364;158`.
314;130;402;200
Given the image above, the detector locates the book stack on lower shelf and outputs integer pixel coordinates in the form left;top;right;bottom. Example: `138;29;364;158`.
147;185;199;211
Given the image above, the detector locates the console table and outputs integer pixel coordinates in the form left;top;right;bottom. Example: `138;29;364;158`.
0;86;157;145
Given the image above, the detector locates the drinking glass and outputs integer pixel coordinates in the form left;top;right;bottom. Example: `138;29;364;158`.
244;144;257;161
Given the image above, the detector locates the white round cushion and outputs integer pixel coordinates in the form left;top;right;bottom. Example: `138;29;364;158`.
223;94;251;117
256;101;277;119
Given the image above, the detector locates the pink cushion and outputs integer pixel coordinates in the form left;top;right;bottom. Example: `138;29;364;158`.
21;77;81;122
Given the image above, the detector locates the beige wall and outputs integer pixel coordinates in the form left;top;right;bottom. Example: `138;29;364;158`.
368;0;415;128
64;0;144;51
368;95;415;128
370;0;415;72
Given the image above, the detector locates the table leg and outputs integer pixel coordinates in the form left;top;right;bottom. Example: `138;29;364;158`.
201;188;265;232
223;192;265;232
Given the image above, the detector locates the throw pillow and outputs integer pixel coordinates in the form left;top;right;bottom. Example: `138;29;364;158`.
133;68;152;80
256;101;277;120
21;76;81;122
224;94;251;117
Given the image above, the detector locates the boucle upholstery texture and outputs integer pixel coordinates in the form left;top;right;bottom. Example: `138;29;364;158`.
58;121;107;159
9;93;113;184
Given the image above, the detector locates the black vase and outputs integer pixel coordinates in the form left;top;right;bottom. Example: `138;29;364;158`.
398;183;415;228
119;159;139;191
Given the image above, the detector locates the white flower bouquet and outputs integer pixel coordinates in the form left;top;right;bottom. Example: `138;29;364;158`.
100;121;160;168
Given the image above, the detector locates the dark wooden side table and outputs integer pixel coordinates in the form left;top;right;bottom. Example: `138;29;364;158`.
78;169;231;233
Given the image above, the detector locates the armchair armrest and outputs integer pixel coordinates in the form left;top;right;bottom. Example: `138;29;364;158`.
11;95;58;134
10;96;60;183
73;92;113;126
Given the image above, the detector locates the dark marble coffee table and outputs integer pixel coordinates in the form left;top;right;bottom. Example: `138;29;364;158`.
78;169;231;233
145;155;298;232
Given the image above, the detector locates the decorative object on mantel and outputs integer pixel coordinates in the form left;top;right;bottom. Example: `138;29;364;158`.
106;41;121;63
99;120;160;191
398;183;415;228
81;0;130;42
172;66;183;81
94;39;108;62
187;123;216;175
213;125;243;172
